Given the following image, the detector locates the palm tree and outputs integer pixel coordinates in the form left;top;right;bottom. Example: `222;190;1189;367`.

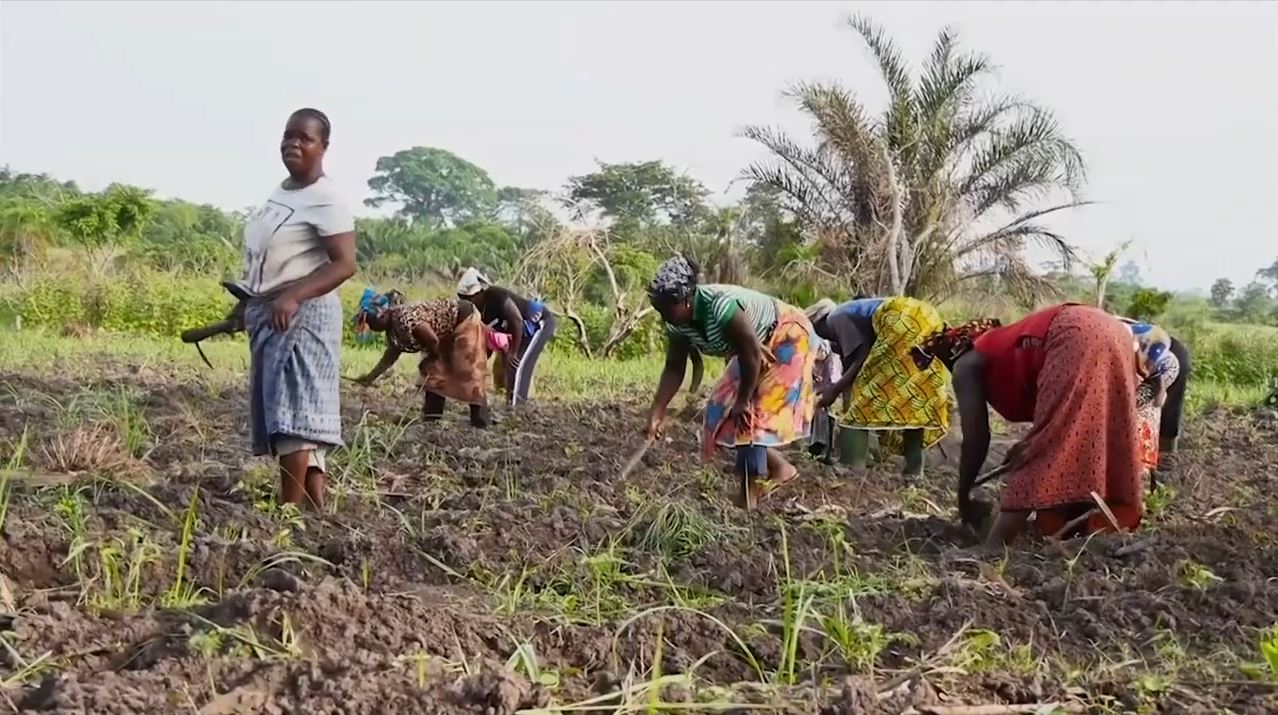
743;14;1088;302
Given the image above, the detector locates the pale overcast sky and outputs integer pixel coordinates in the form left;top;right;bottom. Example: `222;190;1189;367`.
2;1;1275;291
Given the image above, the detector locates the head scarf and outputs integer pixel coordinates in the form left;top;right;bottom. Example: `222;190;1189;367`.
912;318;1003;369
648;256;697;304
456;267;492;297
522;297;546;338
805;298;837;325
1126;320;1173;380
352;287;403;342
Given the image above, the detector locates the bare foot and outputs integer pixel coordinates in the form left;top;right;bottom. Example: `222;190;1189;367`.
744;464;799;508
968;541;1006;559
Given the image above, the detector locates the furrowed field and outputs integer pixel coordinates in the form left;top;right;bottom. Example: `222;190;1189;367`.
3;9;1278;708
0;302;1275;714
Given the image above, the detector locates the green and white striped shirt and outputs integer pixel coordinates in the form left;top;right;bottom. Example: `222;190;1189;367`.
666;284;778;357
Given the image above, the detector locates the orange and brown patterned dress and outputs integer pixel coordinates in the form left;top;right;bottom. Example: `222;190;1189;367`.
386;299;488;406
975;304;1144;537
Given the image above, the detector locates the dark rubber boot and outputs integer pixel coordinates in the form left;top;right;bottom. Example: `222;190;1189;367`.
839;428;869;468
902;429;925;477
423;392;446;422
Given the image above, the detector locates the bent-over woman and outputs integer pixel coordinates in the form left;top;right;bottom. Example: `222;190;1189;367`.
915;303;1144;548
351;289;491;427
806;296;951;476
644;256;817;509
457;268;556;408
1118;317;1186;472
237;108;356;509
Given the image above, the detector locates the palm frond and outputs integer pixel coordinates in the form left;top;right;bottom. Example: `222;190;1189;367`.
917;28;992;126
847;14;912;106
958;107;1086;217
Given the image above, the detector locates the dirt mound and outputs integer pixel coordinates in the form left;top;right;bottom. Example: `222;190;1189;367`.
1;366;1276;712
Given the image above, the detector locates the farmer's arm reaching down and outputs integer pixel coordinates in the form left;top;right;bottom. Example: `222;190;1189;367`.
501;296;524;364
647;335;691;438
952;352;991;524
688;347;705;394
354;346;402;385
818;312;870;408
820;342;868;408
410;322;440;357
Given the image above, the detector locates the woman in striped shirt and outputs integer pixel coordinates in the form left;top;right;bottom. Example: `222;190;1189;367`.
643;256;819;509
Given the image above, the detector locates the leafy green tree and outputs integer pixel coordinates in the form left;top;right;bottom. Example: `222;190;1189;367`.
1257;257;1278;296
365;147;498;228
1235;281;1276;324
566;160;710;232
1209;278;1235;309
0;199;60;264
743;14;1086;301
355;216;520;283
56;184;156;253
135;200;242;273
0;166;80;201
1126;288;1172;321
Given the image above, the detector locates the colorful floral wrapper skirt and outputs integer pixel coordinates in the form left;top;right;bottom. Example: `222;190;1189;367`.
703;304;817;459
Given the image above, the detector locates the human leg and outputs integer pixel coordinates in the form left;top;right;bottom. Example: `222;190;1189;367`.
734;445;768;509
982;510;1031;550
275;438;327;508
1159;338;1190;456
470;400;491;427
423;391;446;421
511;312;555;407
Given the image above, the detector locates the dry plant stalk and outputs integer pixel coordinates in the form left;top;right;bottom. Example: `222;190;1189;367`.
39;422;146;479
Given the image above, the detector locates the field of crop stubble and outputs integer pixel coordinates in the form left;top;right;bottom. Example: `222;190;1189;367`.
0;331;1275;714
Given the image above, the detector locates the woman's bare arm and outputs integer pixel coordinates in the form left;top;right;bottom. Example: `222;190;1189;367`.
648;336;690;435
354;346;401;385
411;322;440;356
953;352;991;507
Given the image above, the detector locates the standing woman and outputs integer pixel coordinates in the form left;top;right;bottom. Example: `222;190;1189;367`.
806;296;951;476
644;257;818;509
456;267;556;407
238;108;356;509
914;303;1144;549
350;288;491;427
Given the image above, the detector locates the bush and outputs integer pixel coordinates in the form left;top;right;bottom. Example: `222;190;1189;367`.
1186;324;1278;388
554;303;665;360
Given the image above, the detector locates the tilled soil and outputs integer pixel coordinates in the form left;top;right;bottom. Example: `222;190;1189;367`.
0;365;1276;714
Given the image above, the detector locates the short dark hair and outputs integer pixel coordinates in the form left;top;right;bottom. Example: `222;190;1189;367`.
290;107;331;145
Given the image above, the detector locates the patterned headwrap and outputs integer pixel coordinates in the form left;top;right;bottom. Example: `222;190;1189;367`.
352;287;403;342
522;297;546;339
648;256;697;304
912;318;1003;369
1124;320;1173;381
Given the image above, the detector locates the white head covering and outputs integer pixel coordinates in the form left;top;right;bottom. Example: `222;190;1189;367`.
804;298;837;324
456;267;492;297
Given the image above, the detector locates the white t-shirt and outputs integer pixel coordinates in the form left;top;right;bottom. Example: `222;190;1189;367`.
239;176;354;296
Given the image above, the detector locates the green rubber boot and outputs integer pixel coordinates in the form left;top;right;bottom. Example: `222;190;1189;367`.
902;429;925;477
838;428;869;468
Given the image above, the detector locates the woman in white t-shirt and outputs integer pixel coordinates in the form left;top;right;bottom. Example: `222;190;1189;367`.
237;108;357;509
